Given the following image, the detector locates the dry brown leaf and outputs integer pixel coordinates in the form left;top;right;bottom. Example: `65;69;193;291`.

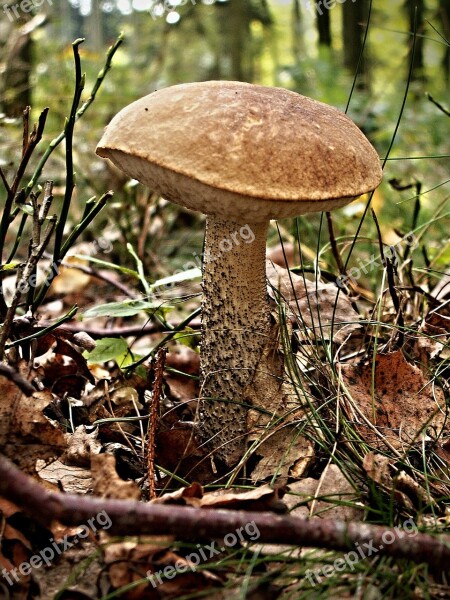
91;453;141;500
51;257;91;295
267;242;297;268
151;482;203;506
286;465;364;522
37;459;92;494
63;426;102;468
249;428;314;483
200;483;287;512
363;452;434;510
154;482;287;513
13;390;66;448
362;452;393;488
104;540;223;599
244;317;313;482
415;311;450;362
341;350;448;450
156;427;202;472
105;541;154;590
0;374;22;447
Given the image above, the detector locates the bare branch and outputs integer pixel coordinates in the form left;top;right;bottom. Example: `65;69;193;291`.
0;455;448;571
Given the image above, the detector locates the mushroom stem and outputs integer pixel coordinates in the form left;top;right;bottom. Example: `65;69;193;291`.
199;216;271;465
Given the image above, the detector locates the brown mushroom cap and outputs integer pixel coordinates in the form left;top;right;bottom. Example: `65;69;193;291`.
96;81;382;222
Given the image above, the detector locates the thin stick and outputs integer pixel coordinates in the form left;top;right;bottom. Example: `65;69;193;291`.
147;347;167;499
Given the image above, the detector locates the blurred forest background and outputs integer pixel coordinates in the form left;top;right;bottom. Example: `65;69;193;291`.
1;0;449;283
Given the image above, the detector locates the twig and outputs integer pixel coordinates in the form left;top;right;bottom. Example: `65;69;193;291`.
57;261;136;298
4;306;78;350
0;108;49;315
427;93;450;117
34;318;202;340
32;191;112;309
0;183;57;357
371;208;385;266
147;347;167;500
0;455;449;571
23;34;124;199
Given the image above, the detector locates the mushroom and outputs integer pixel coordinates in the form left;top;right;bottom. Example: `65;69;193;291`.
96;81;382;467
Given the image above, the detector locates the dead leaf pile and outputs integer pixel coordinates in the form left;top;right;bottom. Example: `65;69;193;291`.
340;349;448;451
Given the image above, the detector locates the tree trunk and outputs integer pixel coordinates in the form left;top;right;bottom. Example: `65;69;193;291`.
215;0;253;81
85;0;104;53
291;0;305;61
440;0;450;80
0;15;44;117
404;0;426;81
342;0;370;89
317;6;332;47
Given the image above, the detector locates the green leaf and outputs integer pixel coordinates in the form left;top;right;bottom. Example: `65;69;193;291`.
0;262;20;272
18;204;34;216
84;337;129;364
82;299;163;319
173;327;200;350
150;268;202;290
116;349;141;368
73;254;138;277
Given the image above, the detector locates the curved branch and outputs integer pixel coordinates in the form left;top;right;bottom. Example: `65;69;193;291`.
0;456;448;571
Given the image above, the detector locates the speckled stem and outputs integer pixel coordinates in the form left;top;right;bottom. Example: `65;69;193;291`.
199;217;271;465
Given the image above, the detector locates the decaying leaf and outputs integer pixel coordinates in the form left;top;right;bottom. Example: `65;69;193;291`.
243;317;314;482
63;426;102;468
154;481;287;513
0;373;23;447
91;453;141;500
266;242;297;268
13;390;66;448
37;459;93;494
199;483;287;512
266;259;361;342
104;540;223;599
51;257;91;295
249;427;314;483
165;346;200;402
340;350;448;450
151;482;203;506
286;465;364;522
363;452;434;510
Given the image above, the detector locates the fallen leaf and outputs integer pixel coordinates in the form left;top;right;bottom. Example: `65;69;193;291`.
13;390;66;448
363;452;433;510
267;243;297;268
340;350;448;450
266;260;361;342
199;483;287;513
286;465;364;522
91;453;141;500
249;428;314;483
63;426;102;468
37;459;92;494
0;374;22;447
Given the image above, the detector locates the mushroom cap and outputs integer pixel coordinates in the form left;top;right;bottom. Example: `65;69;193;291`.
97;81;382;222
